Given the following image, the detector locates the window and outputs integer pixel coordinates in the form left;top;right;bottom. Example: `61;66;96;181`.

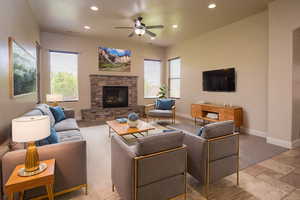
49;50;79;101
144;59;161;98
169;57;181;98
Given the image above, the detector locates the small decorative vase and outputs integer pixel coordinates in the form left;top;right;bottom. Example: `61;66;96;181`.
128;120;138;128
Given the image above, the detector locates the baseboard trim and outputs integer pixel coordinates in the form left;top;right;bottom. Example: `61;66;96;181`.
292;138;300;148
266;137;292;149
240;127;267;138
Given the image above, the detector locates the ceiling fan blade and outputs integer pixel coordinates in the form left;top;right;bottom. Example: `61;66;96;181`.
145;30;156;37
146;25;164;29
128;32;135;37
114;27;133;29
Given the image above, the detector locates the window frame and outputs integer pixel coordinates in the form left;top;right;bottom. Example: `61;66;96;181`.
143;58;162;99
168;57;181;99
49;50;79;102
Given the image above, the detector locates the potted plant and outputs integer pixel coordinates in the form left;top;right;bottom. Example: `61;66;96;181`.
157;85;167;99
128;112;139;128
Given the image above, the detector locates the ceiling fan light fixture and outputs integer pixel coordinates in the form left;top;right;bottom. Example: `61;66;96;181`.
151;37;155;40
84;25;91;30
134;28;145;35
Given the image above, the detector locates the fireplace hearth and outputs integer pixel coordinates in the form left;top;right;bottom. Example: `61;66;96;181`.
103;86;128;108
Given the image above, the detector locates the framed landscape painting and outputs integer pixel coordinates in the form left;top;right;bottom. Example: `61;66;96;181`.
9;37;37;98
98;47;131;72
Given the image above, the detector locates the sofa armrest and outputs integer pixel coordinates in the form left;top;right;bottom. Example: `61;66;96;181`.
2;140;87;198
111;135;136;200
63;108;75;119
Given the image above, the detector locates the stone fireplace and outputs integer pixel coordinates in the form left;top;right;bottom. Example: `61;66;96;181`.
81;75;144;121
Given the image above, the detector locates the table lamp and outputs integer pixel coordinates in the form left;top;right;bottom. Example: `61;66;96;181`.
12;116;50;177
46;94;63;106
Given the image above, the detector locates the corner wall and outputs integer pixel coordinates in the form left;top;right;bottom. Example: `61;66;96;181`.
268;0;300;148
0;0;40;143
40;32;166;119
166;12;269;134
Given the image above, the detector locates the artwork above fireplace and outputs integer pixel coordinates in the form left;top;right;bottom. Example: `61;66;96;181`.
103;86;128;108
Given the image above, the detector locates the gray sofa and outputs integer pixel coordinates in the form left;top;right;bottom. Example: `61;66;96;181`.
1;104;87;199
111;131;187;200
183;120;239;196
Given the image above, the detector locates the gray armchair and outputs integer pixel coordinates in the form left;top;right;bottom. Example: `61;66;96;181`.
145;99;176;124
111;131;187;200
183;121;239;196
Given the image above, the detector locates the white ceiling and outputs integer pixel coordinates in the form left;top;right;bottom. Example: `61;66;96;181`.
28;0;273;47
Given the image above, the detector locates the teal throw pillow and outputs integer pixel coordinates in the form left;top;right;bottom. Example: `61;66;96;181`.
50;106;66;123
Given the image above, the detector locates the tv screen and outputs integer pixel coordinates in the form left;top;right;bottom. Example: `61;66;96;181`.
203;68;236;92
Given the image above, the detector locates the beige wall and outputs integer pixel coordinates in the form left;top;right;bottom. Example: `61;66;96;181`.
166;12;269;133
0;0;40;143
40;32;166;119
292;29;300;142
268;0;300;147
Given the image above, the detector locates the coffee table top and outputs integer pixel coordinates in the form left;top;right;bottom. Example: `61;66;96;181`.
106;119;155;136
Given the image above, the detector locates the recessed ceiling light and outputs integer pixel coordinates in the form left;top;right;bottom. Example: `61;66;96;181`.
151;37;155;40
90;6;99;11
208;3;217;9
84;25;91;30
172;24;178;29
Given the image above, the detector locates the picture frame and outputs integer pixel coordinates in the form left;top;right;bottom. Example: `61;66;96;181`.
8;37;37;98
98;46;131;72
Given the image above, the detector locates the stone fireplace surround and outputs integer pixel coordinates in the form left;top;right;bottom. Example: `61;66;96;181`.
81;74;144;121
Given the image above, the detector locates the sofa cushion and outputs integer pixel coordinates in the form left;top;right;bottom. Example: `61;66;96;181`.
35;104;56;127
148;109;172;117
135;131;184;156
201;120;234;139
54;118;79;132
155;99;175;110
57;130;83;142
36;128;59;146
50;106;66;123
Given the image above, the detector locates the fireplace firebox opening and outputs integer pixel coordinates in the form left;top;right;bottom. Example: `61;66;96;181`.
103;86;128;108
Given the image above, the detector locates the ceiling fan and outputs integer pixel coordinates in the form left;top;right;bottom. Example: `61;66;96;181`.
114;16;164;38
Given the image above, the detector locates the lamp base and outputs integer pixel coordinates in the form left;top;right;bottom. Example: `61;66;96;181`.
18;162;47;177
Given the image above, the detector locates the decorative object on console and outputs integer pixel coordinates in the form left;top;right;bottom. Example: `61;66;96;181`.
8;37;37;98
157;85;168;98
98;47;131;72
12;115;50;176
128;112;139;128
46;94;63;106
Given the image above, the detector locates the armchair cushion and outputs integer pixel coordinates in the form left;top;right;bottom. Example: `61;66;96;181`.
148;109;173;117
135;131;184;156
201;120;234;139
155;99;175;110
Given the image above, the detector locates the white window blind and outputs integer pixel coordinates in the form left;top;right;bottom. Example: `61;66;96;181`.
169;58;181;98
144;59;161;98
50;51;79;101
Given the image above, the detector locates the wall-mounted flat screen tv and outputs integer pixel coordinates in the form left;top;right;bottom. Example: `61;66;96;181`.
203;68;236;92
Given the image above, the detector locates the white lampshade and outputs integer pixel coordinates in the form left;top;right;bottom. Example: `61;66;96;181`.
12;116;50;143
46;94;63;102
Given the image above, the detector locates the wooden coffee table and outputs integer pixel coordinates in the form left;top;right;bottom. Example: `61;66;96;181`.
106;119;155;138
